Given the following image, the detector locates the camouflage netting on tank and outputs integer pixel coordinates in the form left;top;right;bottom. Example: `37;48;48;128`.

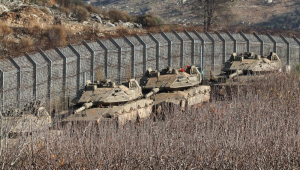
0;32;299;112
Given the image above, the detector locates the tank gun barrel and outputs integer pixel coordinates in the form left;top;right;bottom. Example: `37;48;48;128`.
145;88;160;98
228;70;243;79
74;102;93;114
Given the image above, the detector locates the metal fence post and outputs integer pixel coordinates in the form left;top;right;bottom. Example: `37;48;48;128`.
215;31;226;64
240;31;250;52
161;32;172;68
8;56;21;108
205;31;215;72
39;49;52;111
135;35;147;73
253;32;264;56
148;32;160;71
193;30;205;72
55;47;67;99
68;44;81;95
110;37;122;83
82;41;95;82
227;31;237;53
293;36;300;62
267;33;277;53
96;39;109;79
0;70;4;112
173;30;184;67
124;36;135;78
24;53;37;101
280;34;290;65
184;30;195;65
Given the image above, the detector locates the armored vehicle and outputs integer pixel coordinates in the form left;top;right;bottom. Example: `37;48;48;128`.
62;79;153;125
1;101;52;137
140;65;211;114
210;52;281;98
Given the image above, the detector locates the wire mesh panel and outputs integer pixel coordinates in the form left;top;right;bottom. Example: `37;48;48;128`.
59;47;78;99
189;32;202;69
259;35;273;56
86;41;105;81
152;33;169;71
287;37;300;66
245;33;261;55
178;32;193;67
165;32;181;68
28;52;48;105
114;38;132;81
273;36;287;66
211;33;223;75
44;49;64;105
100;39;119;82
0;59;18;111
232;33;247;53
14;56;34;108
199;33;213;79
138;35;156;78
125;36;144;79
73;44;91;89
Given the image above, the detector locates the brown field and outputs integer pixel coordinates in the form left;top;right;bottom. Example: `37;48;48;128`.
1;72;300;169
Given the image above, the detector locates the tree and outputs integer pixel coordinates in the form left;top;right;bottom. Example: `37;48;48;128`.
197;0;233;30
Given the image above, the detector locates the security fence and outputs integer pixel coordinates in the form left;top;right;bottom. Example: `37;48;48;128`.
0;30;299;112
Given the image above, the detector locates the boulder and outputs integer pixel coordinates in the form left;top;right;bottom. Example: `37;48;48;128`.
0;4;9;15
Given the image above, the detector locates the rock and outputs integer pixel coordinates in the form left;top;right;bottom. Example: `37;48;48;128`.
0;4;9;15
134;23;142;28
90;14;102;23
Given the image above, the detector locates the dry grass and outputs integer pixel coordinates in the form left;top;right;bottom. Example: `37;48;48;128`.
1;73;300;169
46;25;68;46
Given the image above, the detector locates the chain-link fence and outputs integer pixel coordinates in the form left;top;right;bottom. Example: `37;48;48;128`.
1;31;299;112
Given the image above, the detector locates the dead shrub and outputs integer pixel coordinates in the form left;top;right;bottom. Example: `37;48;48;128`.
72;5;89;22
60;7;70;17
27;20;43;36
0;21;13;37
136;14;164;27
108;9;131;23
85;4;99;14
46;25;67;46
39;7;51;15
18;37;33;51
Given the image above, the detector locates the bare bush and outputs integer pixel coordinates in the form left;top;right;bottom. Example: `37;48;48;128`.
0;22;13;37
108;9;131;23
46;25;67;46
18;37;33;51
85;5;100;14
2;73;300;169
72;6;89;22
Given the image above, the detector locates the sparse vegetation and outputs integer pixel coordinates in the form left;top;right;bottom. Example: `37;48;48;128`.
135;14;164;27
108;9;131;23
46;25;68;46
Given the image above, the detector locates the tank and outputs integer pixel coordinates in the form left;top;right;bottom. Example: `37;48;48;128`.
1;101;52;138
210;52;281;98
62;79;153;125
140;65;211;114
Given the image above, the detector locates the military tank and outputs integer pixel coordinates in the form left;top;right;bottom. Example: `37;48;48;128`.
210;52;281;98
140;65;211;115
62;79;153;125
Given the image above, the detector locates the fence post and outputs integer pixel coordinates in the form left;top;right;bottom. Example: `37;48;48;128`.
293;36;300;62
172;30;184;67
280;34;290;65
39;49;52;111
8;56;21;108
124;36;135;78
240;31;250;52
227;31;237;53
161;32;172;68
82;41;95;82
184;30;195;65
55;47;67;100
205;31;215;72
110;37;122;83
0;70;4;112
253;32;264;56
96;38;109;79
215;31;226;64
193;30;205;73
135;34;147;73
24;53;37;101
267;33;277;53
148;32;160;71
68;44;81;95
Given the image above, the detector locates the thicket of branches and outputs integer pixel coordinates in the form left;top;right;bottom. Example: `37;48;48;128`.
1;73;300;169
